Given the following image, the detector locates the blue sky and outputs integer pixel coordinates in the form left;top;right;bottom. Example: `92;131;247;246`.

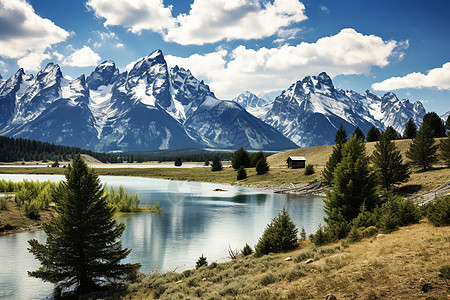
0;0;449;115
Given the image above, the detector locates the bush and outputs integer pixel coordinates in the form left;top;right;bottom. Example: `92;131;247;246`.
361;226;378;238
236;166;247;180
439;265;450;279
347;227;362;243
260;273;276;286
174;158;182;167
304;164;314;175
242;243;253;256
310;224;330;246
254;208;298;257
195;254;208;269
424;196;450;226
25;199;41;220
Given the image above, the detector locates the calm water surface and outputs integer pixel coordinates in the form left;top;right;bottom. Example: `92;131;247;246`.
0;174;325;299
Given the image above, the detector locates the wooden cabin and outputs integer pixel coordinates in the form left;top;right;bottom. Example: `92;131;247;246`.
287;156;306;169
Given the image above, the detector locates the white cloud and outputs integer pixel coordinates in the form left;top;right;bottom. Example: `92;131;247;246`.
0;60;7;74
0;0;69;69
63;46;101;67
52;51;65;62
86;0;307;45
372;62;450;91
165;28;401;99
86;0;175;34
91;31;124;49
17;51;51;71
164;0;307;45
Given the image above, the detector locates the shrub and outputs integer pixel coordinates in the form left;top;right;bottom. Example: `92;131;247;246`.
196;254;208;269
300;227;306;241
0;198;7;210
254;208;298;257
439;265;450;279
361;226;378;238
310;224;330;246
242;243;253;256
425;196;450;226
304;164;314;175
25;199;41;219
347;227;362;243
236;166;247;180
174;158;182;167
260;273;276;286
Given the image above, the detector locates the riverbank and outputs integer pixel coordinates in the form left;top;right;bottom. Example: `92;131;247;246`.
86;220;450;299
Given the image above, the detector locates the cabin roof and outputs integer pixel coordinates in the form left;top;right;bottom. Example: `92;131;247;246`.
288;156;306;161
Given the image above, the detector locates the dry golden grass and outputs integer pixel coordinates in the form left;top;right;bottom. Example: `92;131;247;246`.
86;221;449;300
0;197;50;233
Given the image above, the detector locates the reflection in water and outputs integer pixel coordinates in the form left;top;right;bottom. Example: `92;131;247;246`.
0;175;326;299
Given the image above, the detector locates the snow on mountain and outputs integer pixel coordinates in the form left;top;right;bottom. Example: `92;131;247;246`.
232;91;272;118
441;111;449;122
0;50;428;151
263;72;425;147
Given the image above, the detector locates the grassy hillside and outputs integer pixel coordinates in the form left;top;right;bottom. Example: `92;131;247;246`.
267;139;416;167
85;220;450;300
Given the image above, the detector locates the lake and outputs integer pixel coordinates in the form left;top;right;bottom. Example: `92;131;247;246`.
0;174;325;300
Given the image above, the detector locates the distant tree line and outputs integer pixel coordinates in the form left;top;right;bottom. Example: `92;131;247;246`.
0;136;118;163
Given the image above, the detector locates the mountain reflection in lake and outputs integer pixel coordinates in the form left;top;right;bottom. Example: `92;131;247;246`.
0;174;325;299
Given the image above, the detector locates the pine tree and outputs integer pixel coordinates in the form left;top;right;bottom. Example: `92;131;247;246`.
195;254;208;269
324;135;379;222
231;147;251;170
422;112;446;137
352;127;365;142
255;157;269;175
254;208;298;257
439;134;450;167
335;125;347;144
322;144;343;185
250;151;265;167
366;126;381;142
446;115;450;134
236;166;247;180
406;123;438;170
211;155;223;171
28;155;140;296
372;131;410;191
403;118;418;139
383;126;399;140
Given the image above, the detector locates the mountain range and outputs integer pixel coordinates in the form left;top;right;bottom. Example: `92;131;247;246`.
0;49;426;152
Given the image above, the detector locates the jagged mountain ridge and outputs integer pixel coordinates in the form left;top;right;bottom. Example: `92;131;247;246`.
0;50;296;151
261;72;426;147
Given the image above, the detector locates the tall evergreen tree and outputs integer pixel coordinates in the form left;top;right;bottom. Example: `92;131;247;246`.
422;112;446;137
372;131;410;191
403;118;418;139
439;134;450;167
322;127;347;185
352;127;365;142
231;147;251;170
28;155;140;296
250;151;265;167
211;155;223;171
406;123;438;170
335;125;347;144
383;126;400;140
366;126;381;142
324;135;379;222
255;157;270;175
236;166;247;180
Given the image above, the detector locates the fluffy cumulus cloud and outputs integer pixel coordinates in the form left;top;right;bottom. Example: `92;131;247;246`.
86;0;175;34
63;46;101;67
87;0;306;45
166;28;400;99
372;62;450;91
0;0;69;70
164;0;307;45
